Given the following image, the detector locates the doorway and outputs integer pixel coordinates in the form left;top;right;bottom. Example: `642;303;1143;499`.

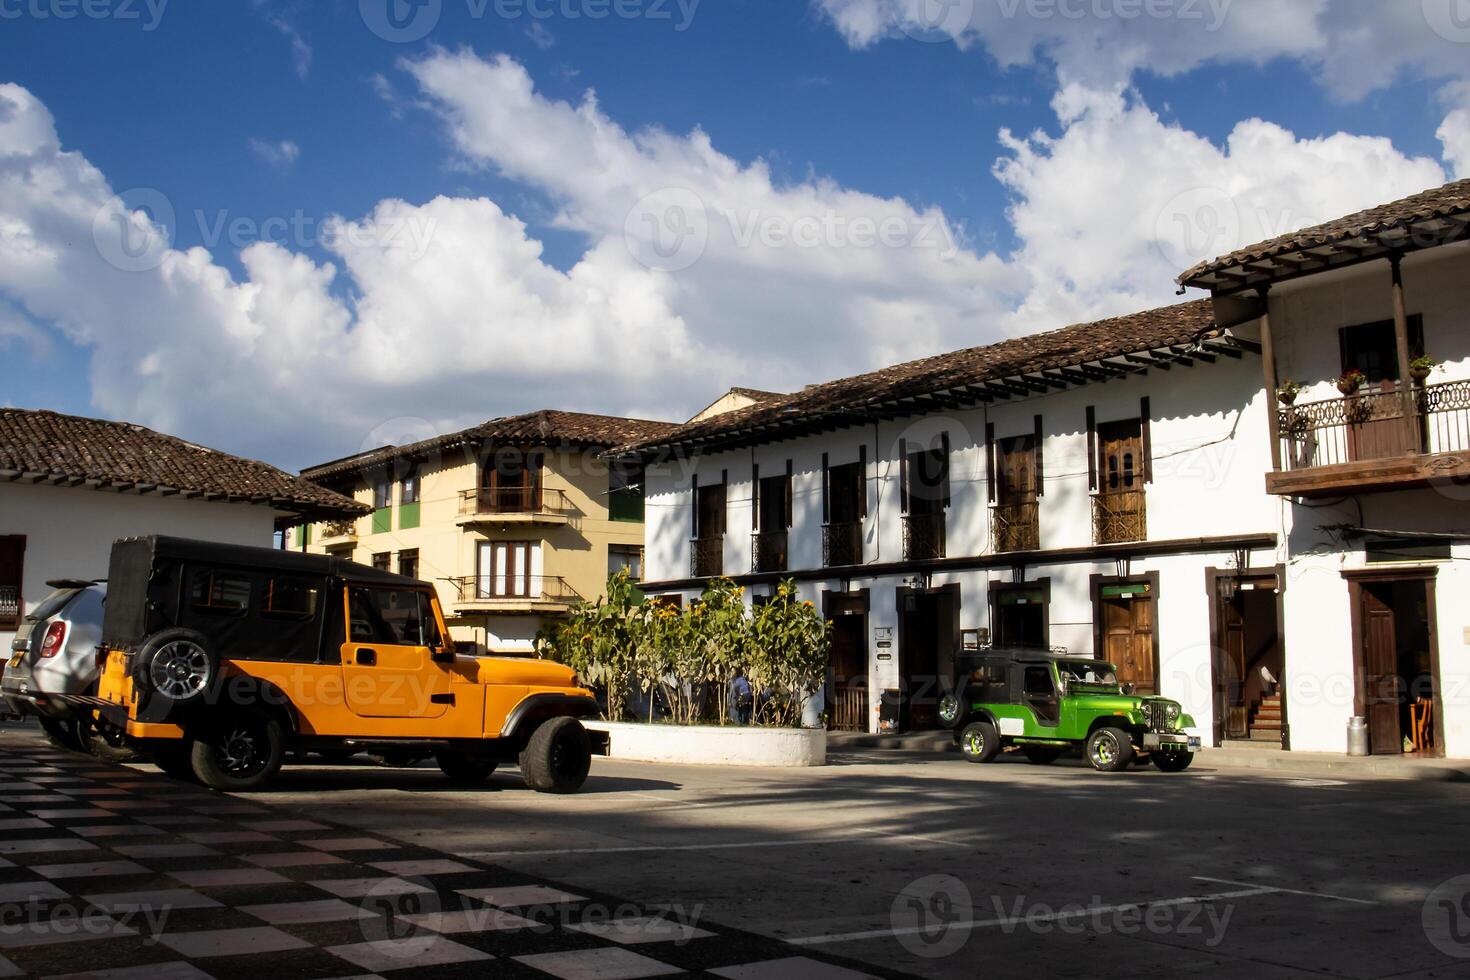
990;582;1049;648
897;584;959;731
1346;570;1441;757
1093;577;1159;695
1208;569;1284;746
823;591;869;733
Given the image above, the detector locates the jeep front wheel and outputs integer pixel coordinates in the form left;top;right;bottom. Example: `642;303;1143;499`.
437;750;498;784
1151;750;1194;772
1085;727;1135;772
520;717;592;794
959;721;1000;764
189;709;285;792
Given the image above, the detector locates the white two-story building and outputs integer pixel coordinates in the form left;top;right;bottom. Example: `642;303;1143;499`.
625;177;1470;761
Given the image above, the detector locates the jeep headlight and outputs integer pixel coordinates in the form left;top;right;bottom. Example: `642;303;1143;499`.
1165;703;1181;730
939;694;959;725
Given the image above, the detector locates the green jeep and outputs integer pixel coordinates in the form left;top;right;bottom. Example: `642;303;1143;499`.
938;647;1201;772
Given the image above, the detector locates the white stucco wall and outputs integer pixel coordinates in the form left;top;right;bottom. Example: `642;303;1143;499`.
1;481;283;646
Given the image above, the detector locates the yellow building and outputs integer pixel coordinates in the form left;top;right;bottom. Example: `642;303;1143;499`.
294;410;676;654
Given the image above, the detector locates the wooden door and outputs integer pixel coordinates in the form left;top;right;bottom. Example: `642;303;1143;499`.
828;613;867;732
995;436;1038;551
1360;583;1404;755
1104;595;1155;695
1217;591;1249;739
479;542;532;598
1096;421;1145;541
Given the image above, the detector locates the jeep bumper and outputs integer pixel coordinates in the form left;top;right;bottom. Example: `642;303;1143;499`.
1143;732;1201;752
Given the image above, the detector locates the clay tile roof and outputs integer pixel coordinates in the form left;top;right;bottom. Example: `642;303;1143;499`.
1178;178;1470;290
624;299;1227;456
302;409;679;482
0;408;367;518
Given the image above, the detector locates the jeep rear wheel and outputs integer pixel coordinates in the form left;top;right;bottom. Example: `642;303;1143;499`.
1151;750;1194;772
959;721;1000;764
189;709;285;792
520;717;592;794
1086;727;1135;772
437;750;498;784
1021;745;1063;765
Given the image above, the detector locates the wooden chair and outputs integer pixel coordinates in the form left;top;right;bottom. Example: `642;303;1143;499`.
1410;698;1434;752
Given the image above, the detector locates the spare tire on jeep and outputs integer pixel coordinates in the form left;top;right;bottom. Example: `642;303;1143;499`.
133;627;219;722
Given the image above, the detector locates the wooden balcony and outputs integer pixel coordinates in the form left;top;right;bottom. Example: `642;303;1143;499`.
1269;378;1470;496
823;521;863;567
992;499;1039;553
1092;490;1146;545
450;575;581;613
751;531;788;573
903;512;946;561
690;536;724;578
456;488;572;526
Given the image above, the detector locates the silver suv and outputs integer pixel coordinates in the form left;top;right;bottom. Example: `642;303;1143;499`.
2;580;118;754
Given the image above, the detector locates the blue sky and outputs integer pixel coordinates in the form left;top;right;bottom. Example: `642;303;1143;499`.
1;1;1468;468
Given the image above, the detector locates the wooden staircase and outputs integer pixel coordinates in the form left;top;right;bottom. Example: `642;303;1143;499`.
1248;694;1283;741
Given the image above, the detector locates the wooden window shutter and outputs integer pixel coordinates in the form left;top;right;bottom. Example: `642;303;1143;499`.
859;445;868;518
898;439;909;514
785;459;793;528
1033;415;1044;496
1139;397;1153;483
531;451;544;510
691;473;699;539
940;432;952;509
720;470;728;535
751;464;760;532
985;423;995;503
1081;405;1093;490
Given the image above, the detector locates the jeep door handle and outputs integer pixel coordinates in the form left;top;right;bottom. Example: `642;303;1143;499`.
355;648;377;666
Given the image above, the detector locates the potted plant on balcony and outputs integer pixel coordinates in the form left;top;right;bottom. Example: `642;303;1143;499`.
1277;379;1302;405
1410;355;1439;383
1337;368;1367;396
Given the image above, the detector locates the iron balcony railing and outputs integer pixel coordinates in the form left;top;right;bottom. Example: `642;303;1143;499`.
0;585;18;626
1278;378;1470;471
452;575;581;604
1092;489;1146;544
751;531;788;573
458;487;572;518
992;499;1039;553
321;520;358;539
690;536;724;578
903;512;946;561
823;521;863;567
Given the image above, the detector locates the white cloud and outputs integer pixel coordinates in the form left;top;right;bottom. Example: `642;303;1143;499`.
1438;83;1470;179
0;81;695;465
993;83;1448;328
815;1;1470;100
248;138;300;171
0;47;1460;467
254;2;312;80
403;49;1021;379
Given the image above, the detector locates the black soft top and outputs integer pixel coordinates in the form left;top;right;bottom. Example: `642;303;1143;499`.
114;536;420;588
103;535;426;657
957;645;1078;666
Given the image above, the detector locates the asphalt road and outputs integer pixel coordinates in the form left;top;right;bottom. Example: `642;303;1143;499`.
224;746;1470;980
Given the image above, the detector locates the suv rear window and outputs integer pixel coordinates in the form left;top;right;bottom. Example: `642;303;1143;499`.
25;587;82;623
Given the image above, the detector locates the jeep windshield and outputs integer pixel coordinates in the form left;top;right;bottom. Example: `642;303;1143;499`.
1056;660;1121;694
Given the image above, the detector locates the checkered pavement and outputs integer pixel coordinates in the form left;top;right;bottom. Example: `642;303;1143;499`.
0;733;903;979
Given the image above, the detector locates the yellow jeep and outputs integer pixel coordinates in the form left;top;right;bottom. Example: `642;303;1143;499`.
94;536;602;792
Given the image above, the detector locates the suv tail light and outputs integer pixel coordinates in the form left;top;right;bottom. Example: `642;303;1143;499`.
38;621;67;659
